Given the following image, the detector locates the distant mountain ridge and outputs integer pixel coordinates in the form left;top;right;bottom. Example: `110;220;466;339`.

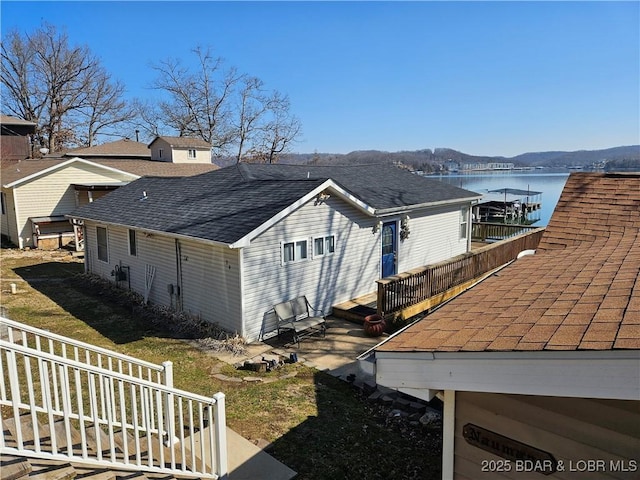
215;145;640;171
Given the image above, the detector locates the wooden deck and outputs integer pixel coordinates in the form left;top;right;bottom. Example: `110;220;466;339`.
332;227;545;324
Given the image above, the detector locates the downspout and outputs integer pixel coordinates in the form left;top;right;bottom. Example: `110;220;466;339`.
10;188;23;249
237;247;246;339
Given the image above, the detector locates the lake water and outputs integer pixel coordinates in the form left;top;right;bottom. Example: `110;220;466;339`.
432;171;571;226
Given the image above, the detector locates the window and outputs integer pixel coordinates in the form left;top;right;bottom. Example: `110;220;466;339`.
188;148;197;159
158;148;164;158
314;235;335;257
1;192;6;215
128;229;137;256
97;226;109;262
282;239;308;264
460;207;469;240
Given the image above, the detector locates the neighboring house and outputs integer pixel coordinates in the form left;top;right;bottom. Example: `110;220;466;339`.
1;144;217;248
60;138;152;160
0;115;37;161
69;163;481;342
148;136;211;163
369;172;640;479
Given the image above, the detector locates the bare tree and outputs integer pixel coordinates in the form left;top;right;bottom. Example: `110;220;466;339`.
258;92;302;164
1;23;134;152
145;45;302;162
75;73;136;146
147;46;241;155
233;76;269;163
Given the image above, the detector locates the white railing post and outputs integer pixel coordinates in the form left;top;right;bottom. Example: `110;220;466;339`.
162;360;177;447
213;392;228;480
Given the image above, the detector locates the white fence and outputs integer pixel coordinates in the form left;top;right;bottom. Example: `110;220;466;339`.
0;318;227;479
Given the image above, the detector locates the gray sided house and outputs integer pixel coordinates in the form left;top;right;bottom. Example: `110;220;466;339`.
70;164;480;342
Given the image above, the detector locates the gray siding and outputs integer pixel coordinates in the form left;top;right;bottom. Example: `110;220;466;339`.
398;203;469;272
83;221;242;335
242;196;380;341
454;392;639;480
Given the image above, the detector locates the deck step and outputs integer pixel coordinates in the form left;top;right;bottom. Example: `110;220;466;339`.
0;454;33;480
21;459;76;480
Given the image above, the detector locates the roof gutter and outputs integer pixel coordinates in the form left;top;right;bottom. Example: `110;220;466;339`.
373;195;482;216
66;214;233;249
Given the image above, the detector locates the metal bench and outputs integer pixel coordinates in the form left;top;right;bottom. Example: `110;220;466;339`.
274;296;327;347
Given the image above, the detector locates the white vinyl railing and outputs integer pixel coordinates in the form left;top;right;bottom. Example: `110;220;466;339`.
0;323;227;479
1;317;167;385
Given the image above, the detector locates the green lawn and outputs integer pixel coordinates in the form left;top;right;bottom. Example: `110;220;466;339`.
0;249;442;479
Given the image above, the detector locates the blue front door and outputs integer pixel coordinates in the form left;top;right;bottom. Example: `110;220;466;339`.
381;221;397;278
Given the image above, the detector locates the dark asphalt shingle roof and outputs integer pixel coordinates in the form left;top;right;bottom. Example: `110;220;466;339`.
70;164;479;245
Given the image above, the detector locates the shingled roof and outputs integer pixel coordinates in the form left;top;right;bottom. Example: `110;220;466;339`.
149;136;211;149
70;163;479;245
377;172;640;353
63;139;151;158
1;158;217;187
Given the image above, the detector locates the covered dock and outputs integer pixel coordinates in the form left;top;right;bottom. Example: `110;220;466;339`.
474;187;542;224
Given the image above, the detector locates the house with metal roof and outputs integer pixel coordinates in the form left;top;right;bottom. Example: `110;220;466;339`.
367;172;640;479
1;135;217;249
69;163;481;342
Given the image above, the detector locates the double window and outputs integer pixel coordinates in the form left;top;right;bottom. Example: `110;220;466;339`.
282;235;335;265
188;148;197;159
314;235;335;257
282;239;308;264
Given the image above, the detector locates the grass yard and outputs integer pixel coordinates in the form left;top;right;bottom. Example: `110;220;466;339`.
0;248;442;480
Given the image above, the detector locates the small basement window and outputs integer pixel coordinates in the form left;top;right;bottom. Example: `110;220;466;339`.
282;239;308;264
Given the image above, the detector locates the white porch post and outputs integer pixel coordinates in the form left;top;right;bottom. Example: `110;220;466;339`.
442;389;456;480
213;392;228;479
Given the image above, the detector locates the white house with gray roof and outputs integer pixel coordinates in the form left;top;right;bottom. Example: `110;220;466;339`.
69;164;480;342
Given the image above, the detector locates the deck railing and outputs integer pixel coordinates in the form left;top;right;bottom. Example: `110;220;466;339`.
376;227;545;317
1;317;167;385
472;222;540;242
0;318;227;479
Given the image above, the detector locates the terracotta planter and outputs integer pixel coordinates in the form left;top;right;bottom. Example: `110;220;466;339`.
363;314;386;337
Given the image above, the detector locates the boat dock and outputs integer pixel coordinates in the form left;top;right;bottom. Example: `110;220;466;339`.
474;187;542;224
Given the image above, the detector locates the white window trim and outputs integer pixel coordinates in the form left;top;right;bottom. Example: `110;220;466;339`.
96;226;109;263
281;238;310;265
312;234;336;259
460;207;469;240
128;229;137;257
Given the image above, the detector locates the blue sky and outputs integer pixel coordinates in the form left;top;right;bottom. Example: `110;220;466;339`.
2;1;639;157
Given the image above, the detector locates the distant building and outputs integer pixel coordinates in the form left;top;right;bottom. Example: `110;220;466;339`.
461;162;514;171
148;136;211;163
0;115;37;161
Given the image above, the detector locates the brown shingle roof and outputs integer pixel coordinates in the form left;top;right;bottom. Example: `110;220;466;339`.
1;157;217;186
150;136;211;149
378;172;640;354
0;115;37;127
62;139;150;158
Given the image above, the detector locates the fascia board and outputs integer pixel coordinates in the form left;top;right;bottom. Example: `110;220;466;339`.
374;195;483;216
4;157;140;188
229;179;376;248
67;215;231;249
374;350;640;401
